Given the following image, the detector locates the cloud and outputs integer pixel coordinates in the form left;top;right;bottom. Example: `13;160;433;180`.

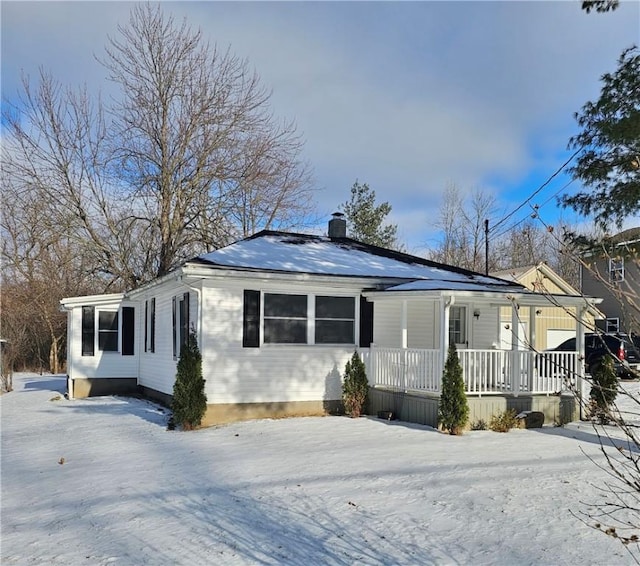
2;1;638;249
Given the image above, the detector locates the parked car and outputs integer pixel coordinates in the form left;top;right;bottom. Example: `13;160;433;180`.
548;333;640;379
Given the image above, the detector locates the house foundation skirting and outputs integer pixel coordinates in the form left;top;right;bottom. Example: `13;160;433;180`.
201;399;344;426
368;387;578;429
68;377;140;399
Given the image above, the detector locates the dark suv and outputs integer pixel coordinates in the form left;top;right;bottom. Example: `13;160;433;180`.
549;333;640;379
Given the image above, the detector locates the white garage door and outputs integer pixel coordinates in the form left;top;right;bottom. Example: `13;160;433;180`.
546;329;576;350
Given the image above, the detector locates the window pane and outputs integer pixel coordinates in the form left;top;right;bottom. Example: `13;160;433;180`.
316;296;354;319
264;319;307;343
316;320;354;344
98;331;118;351
264;294;307;318
449;307;466;344
99;311;118;331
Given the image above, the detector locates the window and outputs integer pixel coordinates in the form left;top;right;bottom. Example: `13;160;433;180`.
610;257;624;282
264;293;307;344
98;311;119;351
606;318;620;333
172;293;190;358
243;292;361;347
81;306;134;356
145;298;156;353
82;306;95;356
315;296;355;344
449;306;467;345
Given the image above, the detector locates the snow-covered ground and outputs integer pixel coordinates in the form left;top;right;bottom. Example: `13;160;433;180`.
1;373;638;565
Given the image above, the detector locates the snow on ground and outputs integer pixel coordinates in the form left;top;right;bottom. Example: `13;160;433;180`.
1;373;637;565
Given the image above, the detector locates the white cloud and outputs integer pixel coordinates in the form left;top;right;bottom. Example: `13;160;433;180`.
2;1;638;249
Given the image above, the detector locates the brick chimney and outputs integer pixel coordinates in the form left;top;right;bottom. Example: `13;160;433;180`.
328;212;347;238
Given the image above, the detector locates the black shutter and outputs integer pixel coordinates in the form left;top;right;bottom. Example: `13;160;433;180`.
243;290;260;348
122;307;135;356
150;298;155;353
359;296;374;347
180;292;190;354
81;306;95;356
172;296;177;358
144;301;148;352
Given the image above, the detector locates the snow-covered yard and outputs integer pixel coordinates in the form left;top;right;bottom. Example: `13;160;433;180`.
1;373;637;565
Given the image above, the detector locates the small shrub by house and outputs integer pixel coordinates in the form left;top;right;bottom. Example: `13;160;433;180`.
172;330;207;430
589;355;618;424
438;343;469;435
489;409;519;432
342;351;369;418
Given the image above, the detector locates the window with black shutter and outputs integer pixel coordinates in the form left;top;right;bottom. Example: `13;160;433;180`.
264;293;307;344
98;311;119;352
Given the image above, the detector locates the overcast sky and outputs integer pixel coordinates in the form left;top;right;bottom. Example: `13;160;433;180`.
2;1;639;253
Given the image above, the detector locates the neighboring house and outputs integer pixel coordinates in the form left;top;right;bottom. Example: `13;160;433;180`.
61;214;601;427
581;228;640;335
492;263;604;351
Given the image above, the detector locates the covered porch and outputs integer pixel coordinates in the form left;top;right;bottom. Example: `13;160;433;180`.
363;284;600;411
369;346;579;396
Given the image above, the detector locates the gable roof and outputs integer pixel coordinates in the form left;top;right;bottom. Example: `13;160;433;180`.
192;230;515;288
491;263;580;295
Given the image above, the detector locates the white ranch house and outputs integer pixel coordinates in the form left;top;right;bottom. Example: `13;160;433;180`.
61;214;599;427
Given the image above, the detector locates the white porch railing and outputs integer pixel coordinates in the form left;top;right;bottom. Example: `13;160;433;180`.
370;346;579;396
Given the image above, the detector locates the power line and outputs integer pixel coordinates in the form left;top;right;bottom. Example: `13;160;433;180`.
490;177;577;241
490;147;582;235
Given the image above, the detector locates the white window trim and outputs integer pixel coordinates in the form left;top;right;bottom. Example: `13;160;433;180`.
260;292;357;346
610;257;625;282
97;308;120;353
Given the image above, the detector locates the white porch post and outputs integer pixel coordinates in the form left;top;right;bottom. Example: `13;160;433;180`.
401;300;408;349
440;295;453;382
401;300;408;390
528;306;536;350
528;304;537;391
577;305;588;420
512;302;521;396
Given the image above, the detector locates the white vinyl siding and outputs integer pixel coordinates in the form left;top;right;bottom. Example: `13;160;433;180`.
198;280;364;405
67;301;138;380
138;284;198;395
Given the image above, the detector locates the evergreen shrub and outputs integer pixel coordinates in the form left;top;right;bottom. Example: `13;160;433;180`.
438;343;469;435
342;351;369;418
172;330;207;430
589;355;618;424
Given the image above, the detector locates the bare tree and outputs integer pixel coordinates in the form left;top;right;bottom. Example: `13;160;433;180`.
102;4;313;276
2;4;314;289
428;183;498;272
1;171;100;373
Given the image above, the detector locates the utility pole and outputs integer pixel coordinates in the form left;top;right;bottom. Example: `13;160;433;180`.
484;219;489;276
